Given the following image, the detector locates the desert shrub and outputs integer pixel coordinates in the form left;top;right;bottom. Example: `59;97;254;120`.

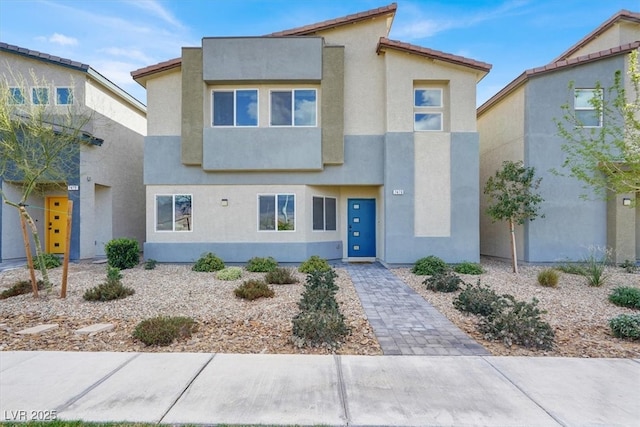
453;261;483;275
620;259;637;273
453;281;503;317
412;255;447;276
292;269;349;349
192;252;225;272
83;266;134;301
479;295;554;350
105;237;140;269
29;253;61;269
298;255;331;273
217;266;243;281
133;316;197;346
424;270;463;293
537;268;559;287
0;280;45;299
582;246;610;287
266;267;299;284
234;279;274;300
609;314;640;340
246;256;278;272
144;259;157;270
555;262;586;275
608;287;640;309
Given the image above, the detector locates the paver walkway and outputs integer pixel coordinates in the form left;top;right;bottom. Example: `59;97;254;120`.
345;262;489;356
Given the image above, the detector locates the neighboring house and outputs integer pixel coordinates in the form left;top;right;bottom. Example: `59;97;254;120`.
0;42;146;261
131;3;491;264
478;10;640;264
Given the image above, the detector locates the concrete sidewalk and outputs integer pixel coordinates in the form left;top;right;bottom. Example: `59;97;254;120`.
1;352;638;426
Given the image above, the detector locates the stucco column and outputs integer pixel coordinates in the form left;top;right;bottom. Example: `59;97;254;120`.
607;191;636;264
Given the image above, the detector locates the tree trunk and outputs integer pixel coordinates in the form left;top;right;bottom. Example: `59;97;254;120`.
509;218;518;274
19;206;52;288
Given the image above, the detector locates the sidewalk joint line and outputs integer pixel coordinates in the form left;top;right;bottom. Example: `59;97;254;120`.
481;356;567;427
55;352;140;412
334;354;351;426
158;352;216;424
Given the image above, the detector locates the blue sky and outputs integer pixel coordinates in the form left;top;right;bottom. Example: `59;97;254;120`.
1;0;638;106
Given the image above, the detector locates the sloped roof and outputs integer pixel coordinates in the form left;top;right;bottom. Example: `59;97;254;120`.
553;10;640;63
477;41;640;117
129;57;182;81
377;37;491;73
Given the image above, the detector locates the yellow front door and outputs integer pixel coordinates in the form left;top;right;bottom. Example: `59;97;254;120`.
46;197;68;254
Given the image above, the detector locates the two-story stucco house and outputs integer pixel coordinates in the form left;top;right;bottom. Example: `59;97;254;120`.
1;42;146;261
131;3;490;264
478;10;640;264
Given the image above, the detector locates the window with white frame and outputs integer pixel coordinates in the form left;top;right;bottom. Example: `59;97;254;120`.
156;194;192;231
258;194;295;231
313;196;337;231
270;89;316;126
414;88;443;131
574;89;602;127
32;87;49;105
56;87;73;105
8;87;25;104
212;89;258;126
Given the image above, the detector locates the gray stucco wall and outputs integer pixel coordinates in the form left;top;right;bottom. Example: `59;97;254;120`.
523;56;623;262
145;135;384;185
383;132;479;264
202;37;323;82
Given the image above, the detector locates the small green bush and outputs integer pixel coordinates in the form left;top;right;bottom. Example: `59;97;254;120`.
298;255;331;273
216;266;243;281
453;261;483;275
298;270;340;312
0;280;45;299
29;253;61;269
609;314;640;340
144;259;157;270
555;262;586;275
479;295;554;350
234;279;274;300
537;268;559;287
424;270;463;293
104;238;140;270
246;256;278;272
133;316;197;346
192;252;225;272
608;287;640;309
83;267;134;301
620;259;637;273
412;255;447;276
453;281;503;317
266;267;299;284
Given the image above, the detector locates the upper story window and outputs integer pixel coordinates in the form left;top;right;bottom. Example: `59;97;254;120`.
270;89;316;127
414;88;443;131
574;89;602;127
56;87;73;105
8;87;25;104
212;89;258;127
32;87;49;105
156;194;192;232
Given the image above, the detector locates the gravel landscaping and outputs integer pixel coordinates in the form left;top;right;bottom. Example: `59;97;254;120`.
1;258;639;358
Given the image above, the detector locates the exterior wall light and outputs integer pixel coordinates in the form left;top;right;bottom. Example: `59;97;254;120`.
622;198;631;206
221;199;228;207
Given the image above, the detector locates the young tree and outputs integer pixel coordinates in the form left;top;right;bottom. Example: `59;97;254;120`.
0;70;91;292
555;50;640;200
484;160;545;274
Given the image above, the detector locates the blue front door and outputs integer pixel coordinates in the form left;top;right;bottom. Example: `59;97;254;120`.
348;199;376;257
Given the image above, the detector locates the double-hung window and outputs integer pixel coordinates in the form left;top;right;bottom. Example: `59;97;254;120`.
56;87;73;105
32;87;49;105
414;88;443;131
258;194;295;231
212;89;258;126
8;87;24;104
156;194;192;232
312;196;337;231
574;89;602;127
270;89;316;126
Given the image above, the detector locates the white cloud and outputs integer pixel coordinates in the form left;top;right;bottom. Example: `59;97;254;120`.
39;32;78;46
126;0;184;29
100;47;154;64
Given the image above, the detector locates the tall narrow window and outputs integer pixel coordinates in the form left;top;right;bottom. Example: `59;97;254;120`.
574;89;602;127
259;194;295;231
156;194;192;231
8;87;24;104
414;88;443;131
313;196;337;231
212;89;258;126
270;89;316;126
56;87;73;105
32;87;49;105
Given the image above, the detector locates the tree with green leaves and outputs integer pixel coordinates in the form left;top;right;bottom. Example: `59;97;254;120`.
484;160;545;274
0;70;91;293
555;50;640;200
